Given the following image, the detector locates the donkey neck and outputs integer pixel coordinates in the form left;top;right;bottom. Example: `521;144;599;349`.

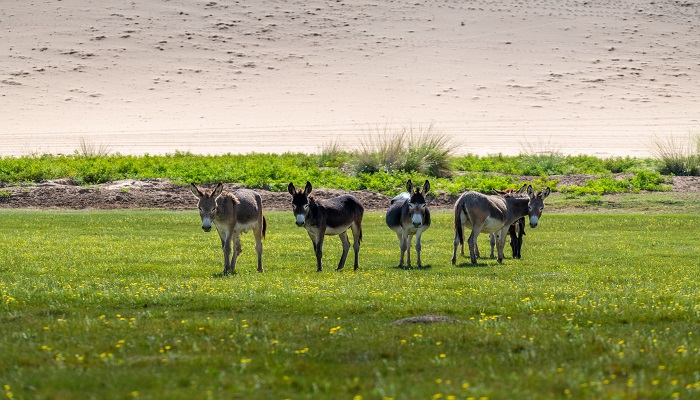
215;193;238;221
305;197;321;227
504;197;529;226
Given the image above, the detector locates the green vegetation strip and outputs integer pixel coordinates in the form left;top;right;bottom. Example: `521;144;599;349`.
0;152;671;195
1;210;698;399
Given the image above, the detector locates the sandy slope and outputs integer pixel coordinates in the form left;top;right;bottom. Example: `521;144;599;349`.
1;0;699;157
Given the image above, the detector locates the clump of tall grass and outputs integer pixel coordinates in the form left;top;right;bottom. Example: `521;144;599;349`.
75;137;112;158
650;133;700;176
353;123;454;177
518;138;565;175
318;139;350;167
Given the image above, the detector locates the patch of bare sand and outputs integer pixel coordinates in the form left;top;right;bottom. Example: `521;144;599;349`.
1;0;699;157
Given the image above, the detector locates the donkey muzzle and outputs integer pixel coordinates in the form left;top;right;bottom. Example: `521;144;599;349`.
412;214;423;227
295;214;305;227
529;215;539;228
201;218;213;232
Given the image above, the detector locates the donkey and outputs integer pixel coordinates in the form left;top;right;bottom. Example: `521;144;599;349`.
486;184;528;259
288;181;364;272
191;183;267;275
452;185;550;265
461;184;528;260
385;179;431;268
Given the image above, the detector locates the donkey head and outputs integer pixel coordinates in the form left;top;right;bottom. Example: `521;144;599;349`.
526;185;551;228
190;183;223;232
288;181;313;227
406;179;430;228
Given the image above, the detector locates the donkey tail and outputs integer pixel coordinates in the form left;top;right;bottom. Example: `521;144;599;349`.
262;215;267;239
453;205;464;246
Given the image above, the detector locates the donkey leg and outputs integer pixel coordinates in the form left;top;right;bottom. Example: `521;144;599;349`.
406;234;413;267
221;235;233;275
254;227;264;273
314;235;325;272
415;230;424;267
467;229;481;264
489;233;496;259
337;231;351;271
452;228;461;265
496;228;508;264
306;231;322;271
350;223;362;271
306;231;317;253
235;237;243;256
230;233;241;274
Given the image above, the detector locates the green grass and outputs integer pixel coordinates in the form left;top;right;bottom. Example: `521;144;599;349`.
1;210;699;399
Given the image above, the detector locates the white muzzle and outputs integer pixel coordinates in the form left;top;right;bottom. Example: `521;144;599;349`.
529;215;539;228
412;213;423;227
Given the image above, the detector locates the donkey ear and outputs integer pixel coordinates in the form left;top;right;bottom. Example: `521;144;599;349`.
423;180;430;194
287;182;296;196
527;185;535;198
540;187;551;199
406;179;413;193
304;181;313;196
213;183;224;198
190;183;204;199
517;183;528;194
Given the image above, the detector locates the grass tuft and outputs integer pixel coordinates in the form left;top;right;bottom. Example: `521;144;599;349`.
75;137;113;158
518;138;565;175
353;123;454;177
318;138;351;168
649;133;700;176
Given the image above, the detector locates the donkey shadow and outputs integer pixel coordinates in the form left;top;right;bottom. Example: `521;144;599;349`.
453;261;490;268
393;264;433;271
211;271;238;278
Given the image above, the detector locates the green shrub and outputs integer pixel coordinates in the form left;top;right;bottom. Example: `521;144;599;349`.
560;171;671;196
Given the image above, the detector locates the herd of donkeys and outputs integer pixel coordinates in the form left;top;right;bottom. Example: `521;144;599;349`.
190;180;551;275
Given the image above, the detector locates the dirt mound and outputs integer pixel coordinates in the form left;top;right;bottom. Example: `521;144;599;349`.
0;179;434;211
0;177;696;211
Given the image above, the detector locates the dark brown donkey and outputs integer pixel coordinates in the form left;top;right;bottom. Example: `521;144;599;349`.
487;184;528;259
385;179;431;268
191;183;267;275
452;185;550;264
288;181;364;272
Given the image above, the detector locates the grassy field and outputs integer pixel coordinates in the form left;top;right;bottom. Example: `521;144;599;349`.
1;210;699;399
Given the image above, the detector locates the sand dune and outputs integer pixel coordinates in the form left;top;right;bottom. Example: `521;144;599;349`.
1;0;698;157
